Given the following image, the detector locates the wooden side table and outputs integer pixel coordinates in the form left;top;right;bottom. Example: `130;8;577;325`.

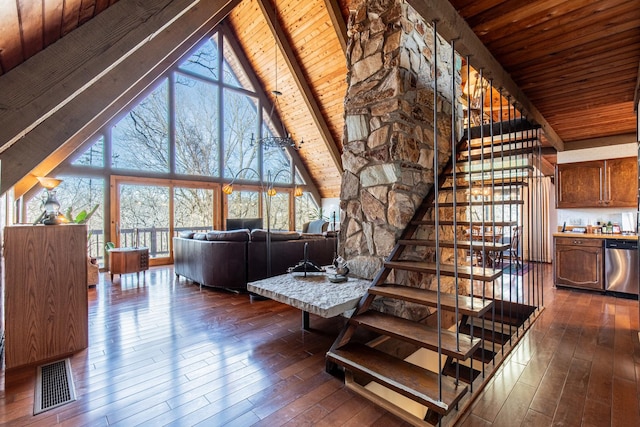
108;247;149;281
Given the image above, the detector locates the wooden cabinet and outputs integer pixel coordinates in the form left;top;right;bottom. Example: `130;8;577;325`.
605;157;638;206
556;157;638;208
554;237;604;291
3;224;88;369
108;247;149;280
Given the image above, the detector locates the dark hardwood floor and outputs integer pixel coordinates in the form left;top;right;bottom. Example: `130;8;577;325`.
1;264;638;426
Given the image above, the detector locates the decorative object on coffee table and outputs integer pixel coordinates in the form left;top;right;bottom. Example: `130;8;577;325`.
287;242;325;277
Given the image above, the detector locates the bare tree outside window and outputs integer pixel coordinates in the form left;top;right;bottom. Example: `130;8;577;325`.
175;73;219;176
174;187;214;232
178;35;218;81
227;191;259;219
72;136;104;168
223;89;259;178
119;184;170;257
112;79;170;172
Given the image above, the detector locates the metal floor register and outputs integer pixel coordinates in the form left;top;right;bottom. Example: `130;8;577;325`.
34;358;77;415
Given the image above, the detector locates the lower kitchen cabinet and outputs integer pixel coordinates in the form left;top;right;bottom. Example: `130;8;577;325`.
554;237;604;290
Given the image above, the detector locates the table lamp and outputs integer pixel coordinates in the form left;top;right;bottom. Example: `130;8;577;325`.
37;176;63;225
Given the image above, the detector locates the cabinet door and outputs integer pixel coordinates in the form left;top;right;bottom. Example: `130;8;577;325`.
556;161;604;208
605;157;638;207
555;244;603;290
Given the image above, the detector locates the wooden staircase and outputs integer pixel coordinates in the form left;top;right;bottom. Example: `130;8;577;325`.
327;119;541;426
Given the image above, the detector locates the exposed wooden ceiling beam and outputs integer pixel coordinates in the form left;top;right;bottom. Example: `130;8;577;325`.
0;0;193;154
406;0;564;152
537;154;555;177
1;0;240;195
323;0;348;54
256;0;343;175
563;133;638;151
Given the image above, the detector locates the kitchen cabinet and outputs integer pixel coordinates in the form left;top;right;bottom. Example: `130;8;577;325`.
3;224;88;369
554;237;604;291
556;157;638;208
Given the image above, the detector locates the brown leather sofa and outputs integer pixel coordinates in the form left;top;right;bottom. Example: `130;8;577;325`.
173;228;337;291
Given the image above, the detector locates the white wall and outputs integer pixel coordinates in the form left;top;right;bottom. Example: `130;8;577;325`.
557;142;638;164
321;197;340;229
556;142;639;232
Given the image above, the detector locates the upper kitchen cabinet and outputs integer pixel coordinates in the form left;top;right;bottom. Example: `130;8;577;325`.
605;157;638;206
556;157;638;208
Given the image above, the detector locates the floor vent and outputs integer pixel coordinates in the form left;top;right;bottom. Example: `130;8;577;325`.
34;358;76;415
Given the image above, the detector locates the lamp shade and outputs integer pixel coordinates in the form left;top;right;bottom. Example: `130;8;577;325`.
37;176;62;190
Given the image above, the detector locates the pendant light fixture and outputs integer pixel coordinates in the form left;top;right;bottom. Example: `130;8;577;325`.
252;0;303;151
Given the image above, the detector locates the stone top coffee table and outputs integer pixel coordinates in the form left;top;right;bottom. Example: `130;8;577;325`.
247;272;371;330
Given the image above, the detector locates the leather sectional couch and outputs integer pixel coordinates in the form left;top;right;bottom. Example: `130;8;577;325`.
173;228;337;291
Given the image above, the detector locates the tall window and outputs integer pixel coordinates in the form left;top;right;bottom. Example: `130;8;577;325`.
175;73;219;176
112;80;170;172
223;89;259;177
24;27;319;265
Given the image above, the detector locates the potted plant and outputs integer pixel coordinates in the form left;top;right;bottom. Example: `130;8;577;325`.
65;204;100;287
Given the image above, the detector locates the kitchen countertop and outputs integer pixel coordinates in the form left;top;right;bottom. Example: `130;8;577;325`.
553;232;638;241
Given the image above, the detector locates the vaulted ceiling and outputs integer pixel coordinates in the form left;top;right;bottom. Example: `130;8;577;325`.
0;0;638;199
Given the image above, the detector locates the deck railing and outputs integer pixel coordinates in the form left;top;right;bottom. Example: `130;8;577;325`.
88;226;211;266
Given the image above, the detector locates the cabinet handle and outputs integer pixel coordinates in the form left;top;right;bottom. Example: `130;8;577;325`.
599;167;603;202
606;165;611;203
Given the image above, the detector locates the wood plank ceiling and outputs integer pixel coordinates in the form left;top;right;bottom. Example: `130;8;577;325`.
0;0;639;199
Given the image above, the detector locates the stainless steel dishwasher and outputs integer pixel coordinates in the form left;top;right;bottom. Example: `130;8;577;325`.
605;239;639;295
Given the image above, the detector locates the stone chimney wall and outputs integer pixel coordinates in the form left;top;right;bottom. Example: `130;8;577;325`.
340;0;462;297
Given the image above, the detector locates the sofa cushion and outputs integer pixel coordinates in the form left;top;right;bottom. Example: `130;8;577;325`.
306;219;328;234
193;232;208;240
178;231;195;239
206;229;250;242
300;233;324;239
251;229;301;241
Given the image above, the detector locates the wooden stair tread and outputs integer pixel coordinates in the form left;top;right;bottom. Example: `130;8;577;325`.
436;200;524;207
397;239;509;252
452;163;534;171
411;220;517;227
482;311;527;327
462;138;541;151
369;284;493;317
459;148;536;162
447;166;533;176
458;323;511;345
440;181;528;191
466;129;539;147
384;260;502;282
352;312;481;360
327;342;467;414
442;362;481;384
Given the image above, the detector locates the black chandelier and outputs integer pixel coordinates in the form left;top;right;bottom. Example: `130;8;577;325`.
251;90;303;150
